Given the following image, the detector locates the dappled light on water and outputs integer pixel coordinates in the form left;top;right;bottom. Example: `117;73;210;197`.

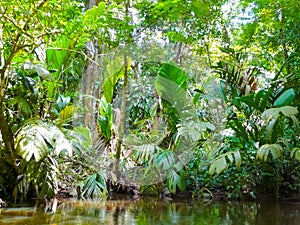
0;196;300;225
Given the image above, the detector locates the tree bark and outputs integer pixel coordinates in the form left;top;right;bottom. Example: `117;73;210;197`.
115;52;129;169
0;94;19;173
114;0;130;171
81;0;102;144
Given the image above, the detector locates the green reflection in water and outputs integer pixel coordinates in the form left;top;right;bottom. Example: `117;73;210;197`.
0;196;300;225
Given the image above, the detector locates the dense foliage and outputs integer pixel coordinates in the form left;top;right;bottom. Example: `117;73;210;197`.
0;0;299;202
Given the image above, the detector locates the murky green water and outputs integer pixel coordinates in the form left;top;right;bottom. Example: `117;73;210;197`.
0;195;299;225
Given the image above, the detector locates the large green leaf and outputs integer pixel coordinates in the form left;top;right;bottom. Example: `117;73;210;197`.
8;96;32;116
262;106;298;120
69;127;92;154
15;120;73;162
57;105;76;126
158;63;188;88
257;144;283;161
153;150;175;171
291;147;300;161
209;151;241;176
155;63;188;112
46;36;73;73
98;98;113;140
57;95;71;111
273;88;295;107
102;57;126;103
209;157;227;176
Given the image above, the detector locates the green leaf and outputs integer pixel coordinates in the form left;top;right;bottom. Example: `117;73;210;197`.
155;63;188;112
255;90;269;110
15;120;73;161
102;57;125;103
291;147;300;161
280;106;298;117
261;108;280;120
155;76;186;112
257;144;283;161
57;105;75;126
149;102;158;118
153;150;175;170
8;96;32;116
158;63;188;88
167;169;186;194
209;157;227;175
98;115;111;140
70;127;92;153
273;88;295;107
98;98;113;140
232;151;241;170
262;106;298;121
46;36;72;72
208;151;241;175
57;95;71;111
82;172;107;198
15;124;51;162
266;118;277;142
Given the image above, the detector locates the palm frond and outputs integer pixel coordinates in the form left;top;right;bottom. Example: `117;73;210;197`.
15;120;73;162
81;171;107;198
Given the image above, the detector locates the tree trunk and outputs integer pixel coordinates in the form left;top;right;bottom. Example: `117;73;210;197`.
114;53;129;170
0;95;19;173
114;0;130;171
81;0;102;144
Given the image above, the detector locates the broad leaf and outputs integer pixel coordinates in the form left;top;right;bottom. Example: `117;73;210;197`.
262;106;298;120
15;120;73;162
273;88;295;107
57;95;71;111
209;151;241;175
155;63;188;112
209;157;227;175
102;57;127;103
291;147;300;161
257;144;283;161
46;36;73;73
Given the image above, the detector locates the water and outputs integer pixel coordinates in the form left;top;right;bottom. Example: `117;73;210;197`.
0;195;299;225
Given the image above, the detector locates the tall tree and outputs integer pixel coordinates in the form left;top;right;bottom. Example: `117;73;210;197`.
81;0;102;143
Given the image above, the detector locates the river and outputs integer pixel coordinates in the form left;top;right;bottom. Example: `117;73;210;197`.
0;195;299;224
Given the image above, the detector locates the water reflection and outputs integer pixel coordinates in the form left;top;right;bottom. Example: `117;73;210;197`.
0;196;299;225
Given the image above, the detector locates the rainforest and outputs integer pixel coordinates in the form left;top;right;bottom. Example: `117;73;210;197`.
0;0;300;206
